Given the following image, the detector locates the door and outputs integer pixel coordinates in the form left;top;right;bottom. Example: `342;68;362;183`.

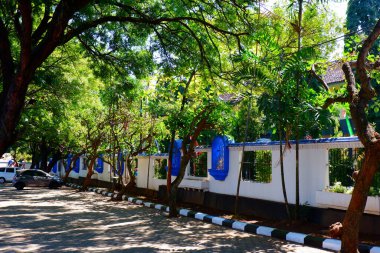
33;171;50;187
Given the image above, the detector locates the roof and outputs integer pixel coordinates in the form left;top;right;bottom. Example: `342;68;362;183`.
322;62;345;85
218;93;244;104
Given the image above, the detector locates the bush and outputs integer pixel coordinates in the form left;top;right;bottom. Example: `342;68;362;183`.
326;181;379;196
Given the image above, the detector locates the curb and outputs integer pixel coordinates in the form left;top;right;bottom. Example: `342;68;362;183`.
66;183;380;253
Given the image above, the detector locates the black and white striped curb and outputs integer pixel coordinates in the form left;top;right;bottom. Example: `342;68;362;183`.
66;183;380;253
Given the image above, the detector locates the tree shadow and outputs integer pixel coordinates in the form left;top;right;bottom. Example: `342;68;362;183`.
0;186;329;252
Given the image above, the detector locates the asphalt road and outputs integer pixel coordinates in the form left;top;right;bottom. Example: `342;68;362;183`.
0;185;331;252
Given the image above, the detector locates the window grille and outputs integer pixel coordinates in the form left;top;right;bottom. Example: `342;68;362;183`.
328;148;380;194
189;152;208;177
154;159;167;179
242;150;272;183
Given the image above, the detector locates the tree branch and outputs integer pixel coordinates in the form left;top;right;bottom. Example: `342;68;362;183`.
32;3;51;46
62;15;248;45
342;63;358;104
0;18;14;91
357;19;380;100
310;64;328;91
322;96;350;109
178;20;210;70
343;62;378;145
19;0;32;70
30;0;90;76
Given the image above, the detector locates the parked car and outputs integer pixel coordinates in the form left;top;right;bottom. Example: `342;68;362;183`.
12;169;64;190
0;167;21;183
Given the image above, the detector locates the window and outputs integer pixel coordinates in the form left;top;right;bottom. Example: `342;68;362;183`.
0;168;5;172
328;148;364;186
154;159;167;179
189;152;208;177
134;158;138;169
21;170;35;176
82;158;87;170
5;168;14;173
242;150;272;183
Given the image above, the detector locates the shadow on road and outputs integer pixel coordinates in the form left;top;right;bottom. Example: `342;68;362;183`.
0;186;329;252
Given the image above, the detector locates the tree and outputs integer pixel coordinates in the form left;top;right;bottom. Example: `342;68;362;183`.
235;0;340;220
13;43;104;172
152;66;234;217
81;113;108;190
324;19;380;252
99;79;156;196
0;0;250;156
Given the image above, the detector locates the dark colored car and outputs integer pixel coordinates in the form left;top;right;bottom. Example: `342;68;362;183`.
12;169;63;190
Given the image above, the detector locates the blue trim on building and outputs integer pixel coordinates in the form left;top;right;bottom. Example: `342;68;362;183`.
209;135;230;181
229;136;360;147
138;137;361;157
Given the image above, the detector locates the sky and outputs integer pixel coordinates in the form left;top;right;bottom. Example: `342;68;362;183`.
330;1;348;20
330;1;348;57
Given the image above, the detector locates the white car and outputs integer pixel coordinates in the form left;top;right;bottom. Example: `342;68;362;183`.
0;167;20;183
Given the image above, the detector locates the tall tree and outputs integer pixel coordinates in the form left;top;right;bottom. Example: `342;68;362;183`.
0;0;250;156
14;43;103;171
236;0;340;219
99;79;156;196
153;67;234;217
324;19;380;252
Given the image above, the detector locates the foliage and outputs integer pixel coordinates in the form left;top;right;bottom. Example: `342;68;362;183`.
242;150;272;183
0;0;254;156
14;42;105;167
233;2;341;141
346;0;380;54
151;70;235;143
328;148;363;186
189;152;208;177
154;159;167;179
326;181;380;197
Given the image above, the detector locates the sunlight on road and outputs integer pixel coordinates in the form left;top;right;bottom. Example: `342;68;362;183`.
0;186;331;252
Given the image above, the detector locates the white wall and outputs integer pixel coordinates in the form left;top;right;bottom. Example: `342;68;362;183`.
136;152;210;191
134;141;349;208
64;138;363;210
208;148;328;206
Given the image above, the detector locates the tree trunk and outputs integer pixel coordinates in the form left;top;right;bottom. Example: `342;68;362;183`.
30;143;39;169
0;78;29;156
294;0;303;221
39;139;49;172
83;156;96;190
326;19;380;251
63;152;82;182
115;158;137;200
168;184;179;217
279;128;291;220
167;131;176;198
340;147;380;252
168;152;191;217
46;150;63;172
